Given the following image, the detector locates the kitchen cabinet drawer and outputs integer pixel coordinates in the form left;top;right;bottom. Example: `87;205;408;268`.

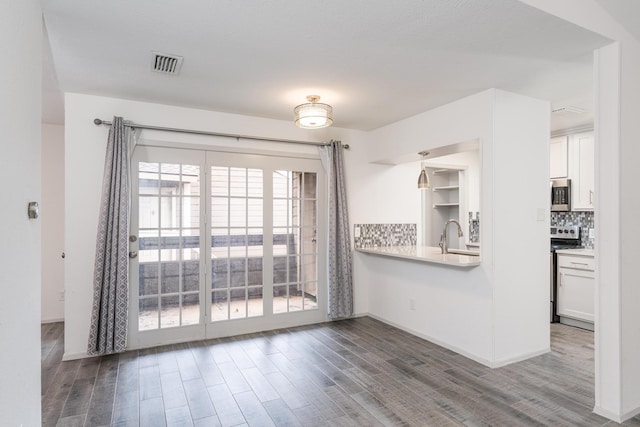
557;254;595;271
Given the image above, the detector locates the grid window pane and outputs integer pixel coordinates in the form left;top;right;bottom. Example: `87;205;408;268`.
211;291;228;322
247;169;263;197
229;288;247;319
248;199;263;227
139;298;159;331
211;167;229;196
273;286;287;314
139;196;159;229
229;198;246;227
160;295;180;328
247;287;263;317
229;168;247;197
182;293;200;326
304;282;318;310
288;284;303;312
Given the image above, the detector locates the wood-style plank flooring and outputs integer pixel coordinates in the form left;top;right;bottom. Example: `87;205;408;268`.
42;318;640;426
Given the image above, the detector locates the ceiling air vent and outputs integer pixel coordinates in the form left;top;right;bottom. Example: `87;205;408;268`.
151;52;183;75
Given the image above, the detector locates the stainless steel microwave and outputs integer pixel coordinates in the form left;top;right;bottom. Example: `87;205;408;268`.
551;179;571;212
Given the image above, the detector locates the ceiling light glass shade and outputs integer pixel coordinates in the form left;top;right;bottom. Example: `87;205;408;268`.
417;168;430;189
294;95;333;129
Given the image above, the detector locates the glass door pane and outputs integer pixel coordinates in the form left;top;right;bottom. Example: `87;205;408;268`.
210;166;264;322
272;171;318;314
137;162;202;331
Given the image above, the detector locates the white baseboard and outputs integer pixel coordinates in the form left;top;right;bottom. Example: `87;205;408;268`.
491;347;550;368
366;313;549;368
41;317;64;324
365;313;495;367
62;351;88;361
594;403;640;424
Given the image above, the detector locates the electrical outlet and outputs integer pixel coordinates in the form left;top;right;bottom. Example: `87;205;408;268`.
354;226;361;238
589;228;595;239
409;298;416;311
59;290;65;302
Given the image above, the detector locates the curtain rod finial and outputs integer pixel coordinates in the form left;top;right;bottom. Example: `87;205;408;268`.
94;118;103;125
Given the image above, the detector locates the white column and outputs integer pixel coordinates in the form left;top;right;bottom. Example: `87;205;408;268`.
0;1;42;426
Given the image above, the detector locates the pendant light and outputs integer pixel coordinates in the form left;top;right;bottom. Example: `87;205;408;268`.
417;151;430;189
294;95;333;129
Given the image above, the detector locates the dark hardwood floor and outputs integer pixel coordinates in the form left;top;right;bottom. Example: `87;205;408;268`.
41;318;640;426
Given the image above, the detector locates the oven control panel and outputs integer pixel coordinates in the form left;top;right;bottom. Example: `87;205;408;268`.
550;225;580;240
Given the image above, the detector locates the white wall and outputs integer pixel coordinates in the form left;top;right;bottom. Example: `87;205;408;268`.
519;0;640;421
42;123;65;322
491;89;550;363
0;1;42;426
63;92;368;359
351;89;550;366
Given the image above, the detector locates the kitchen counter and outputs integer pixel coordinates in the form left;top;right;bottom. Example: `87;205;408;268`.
555;248;594;257
355;245;481;268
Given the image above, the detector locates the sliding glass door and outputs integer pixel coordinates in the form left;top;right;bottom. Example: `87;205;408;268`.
129;146;326;348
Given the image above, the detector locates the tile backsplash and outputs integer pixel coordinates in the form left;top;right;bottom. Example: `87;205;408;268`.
468;212;480;243
354;223;417;249
551;211;595;248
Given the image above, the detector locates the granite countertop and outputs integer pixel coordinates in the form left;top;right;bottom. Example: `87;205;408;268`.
555;248;595;257
355;245;481;268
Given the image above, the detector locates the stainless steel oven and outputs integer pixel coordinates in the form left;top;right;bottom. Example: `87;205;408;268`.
550;225;581;322
551;179;571;212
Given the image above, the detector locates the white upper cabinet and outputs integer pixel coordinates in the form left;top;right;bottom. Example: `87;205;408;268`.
569;132;595;211
550;136;568;178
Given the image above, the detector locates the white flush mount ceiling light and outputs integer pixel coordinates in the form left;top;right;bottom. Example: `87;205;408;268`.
294;95;333;129
417;151;430;189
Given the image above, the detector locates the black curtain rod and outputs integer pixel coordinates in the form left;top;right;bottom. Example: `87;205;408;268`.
93;118;348;149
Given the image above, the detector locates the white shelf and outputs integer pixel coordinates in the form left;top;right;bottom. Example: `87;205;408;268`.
432;168;463;175
432;185;459;191
433;203;460;208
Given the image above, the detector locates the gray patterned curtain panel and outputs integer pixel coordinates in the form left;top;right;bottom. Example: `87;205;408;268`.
321;141;354;319
87;117;131;355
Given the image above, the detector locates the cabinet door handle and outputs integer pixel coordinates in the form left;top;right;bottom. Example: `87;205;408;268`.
589;190;593;205
559;272;562;286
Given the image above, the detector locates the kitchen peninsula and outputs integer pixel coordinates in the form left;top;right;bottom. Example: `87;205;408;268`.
356;245;480;267
350;89;550;369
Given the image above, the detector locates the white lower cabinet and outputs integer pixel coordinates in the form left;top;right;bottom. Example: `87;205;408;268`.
557;253;595;323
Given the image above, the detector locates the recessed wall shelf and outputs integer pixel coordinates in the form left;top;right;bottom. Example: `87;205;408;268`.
422;165;467;251
433;168;463;175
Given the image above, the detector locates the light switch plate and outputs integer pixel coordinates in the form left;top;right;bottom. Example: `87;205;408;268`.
354;226;361;238
589;228;595;239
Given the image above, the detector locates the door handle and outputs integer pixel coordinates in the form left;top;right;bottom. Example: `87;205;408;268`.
129;251;138;259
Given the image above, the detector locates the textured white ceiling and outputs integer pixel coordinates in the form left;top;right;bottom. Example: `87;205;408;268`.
42;0;611;130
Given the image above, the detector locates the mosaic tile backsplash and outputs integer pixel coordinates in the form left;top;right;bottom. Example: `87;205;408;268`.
551;211;595;249
468;212;480;243
354;223;417;249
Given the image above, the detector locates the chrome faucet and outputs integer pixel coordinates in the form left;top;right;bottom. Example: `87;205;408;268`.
439;219;464;254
